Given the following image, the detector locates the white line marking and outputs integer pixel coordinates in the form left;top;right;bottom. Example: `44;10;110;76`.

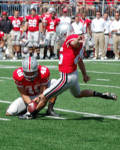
0;99;120;121
45;116;66;120
0;100;11;104
0;59;120;62
0;77;12;80
87;70;120;75
96;79;110;82
80;83;120;89
0;65;19;69
0;118;10;121
0;76;119;89
54;108;120;120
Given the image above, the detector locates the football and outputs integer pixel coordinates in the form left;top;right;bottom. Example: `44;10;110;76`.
27;101;38;113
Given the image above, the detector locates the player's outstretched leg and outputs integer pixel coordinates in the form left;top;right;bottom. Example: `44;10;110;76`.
77;90;117;101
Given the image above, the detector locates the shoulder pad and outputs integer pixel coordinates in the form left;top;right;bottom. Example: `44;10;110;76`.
38;65;50;82
13;68;24;82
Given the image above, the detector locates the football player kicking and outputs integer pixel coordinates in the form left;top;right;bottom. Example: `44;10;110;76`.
33;23;117;114
6;56;58;119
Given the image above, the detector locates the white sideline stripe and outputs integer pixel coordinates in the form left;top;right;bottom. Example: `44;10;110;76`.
54;108;120;121
0;76;119;89
0;65;19;69
0;77;12;80
0;59;120;62
80;83;120;89
0;100;11;104
96;79;110;81
0;99;120;121
45;116;66;120
0;64;120;75
0;118;10;121
87;70;120;75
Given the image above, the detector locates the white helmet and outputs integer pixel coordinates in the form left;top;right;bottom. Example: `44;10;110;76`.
56;23;74;43
48;7;56;13
22;56;38;81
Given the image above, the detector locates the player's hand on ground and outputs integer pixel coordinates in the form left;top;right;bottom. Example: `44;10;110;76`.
83;75;90;83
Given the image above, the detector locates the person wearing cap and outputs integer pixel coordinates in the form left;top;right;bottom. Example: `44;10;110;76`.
59;8;71;24
0;11;13;59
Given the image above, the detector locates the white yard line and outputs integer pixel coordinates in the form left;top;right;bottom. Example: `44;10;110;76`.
0;59;120;62
0;99;120;121
87;70;120;75
96;79;110;81
0;76;120;89
54;107;120;121
0;118;10;121
0;77;12;80
45;116;66;120
80;83;120;89
0;100;11;104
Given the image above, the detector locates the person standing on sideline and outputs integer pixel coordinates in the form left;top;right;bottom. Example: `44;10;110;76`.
110;12;120;60
91;11;105;60
0;11;13;59
103;12;111;59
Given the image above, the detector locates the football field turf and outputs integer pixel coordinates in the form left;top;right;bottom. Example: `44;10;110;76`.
0;60;120;150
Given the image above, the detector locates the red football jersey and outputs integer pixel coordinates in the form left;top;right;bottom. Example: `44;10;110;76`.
9;16;24;31
0;31;4;39
26;15;41;32
45;17;60;32
79;18;91;33
41;12;51;23
13;65;50;96
59;34;83;74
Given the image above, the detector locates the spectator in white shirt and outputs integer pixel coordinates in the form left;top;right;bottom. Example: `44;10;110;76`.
59;8;71;24
91;11;105;60
72;15;85;35
103;12;111;59
110;12;120;60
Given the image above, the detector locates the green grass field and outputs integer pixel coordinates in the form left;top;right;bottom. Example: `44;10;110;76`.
0;60;120;150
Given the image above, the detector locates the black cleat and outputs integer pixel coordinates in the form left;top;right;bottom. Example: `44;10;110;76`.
102;92;117;101
18;112;34;120
46;109;60;117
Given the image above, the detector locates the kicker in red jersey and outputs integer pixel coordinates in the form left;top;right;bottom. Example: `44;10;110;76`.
59;34;83;74
13;65;50;96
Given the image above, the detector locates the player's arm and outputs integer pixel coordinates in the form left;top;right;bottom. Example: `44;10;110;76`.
17;87;32;104
78;59;90;83
70;35;84;49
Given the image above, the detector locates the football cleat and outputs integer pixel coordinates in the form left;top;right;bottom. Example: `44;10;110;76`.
102;92;117;101
18;112;34;120
46;109;60;117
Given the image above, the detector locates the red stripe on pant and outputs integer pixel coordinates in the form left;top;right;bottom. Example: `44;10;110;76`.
45;73;67;99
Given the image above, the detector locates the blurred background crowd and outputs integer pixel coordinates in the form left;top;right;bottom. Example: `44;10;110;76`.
0;0;120;60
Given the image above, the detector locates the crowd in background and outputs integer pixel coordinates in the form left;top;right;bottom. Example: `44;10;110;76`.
0;0;119;60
